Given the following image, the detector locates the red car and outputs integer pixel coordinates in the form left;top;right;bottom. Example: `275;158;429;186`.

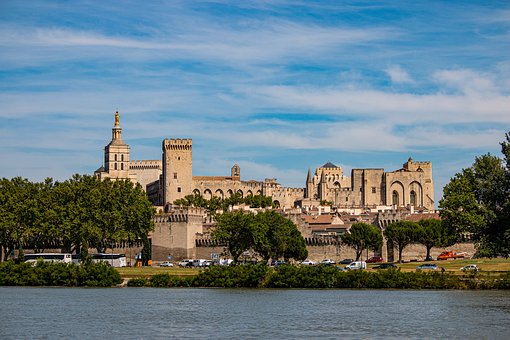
366;256;383;263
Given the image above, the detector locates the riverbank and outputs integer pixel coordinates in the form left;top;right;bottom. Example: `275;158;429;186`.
125;263;510;289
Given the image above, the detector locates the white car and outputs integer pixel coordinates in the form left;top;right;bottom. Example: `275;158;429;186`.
300;259;316;266
159;261;173;267
320;259;335;265
460;264;479;272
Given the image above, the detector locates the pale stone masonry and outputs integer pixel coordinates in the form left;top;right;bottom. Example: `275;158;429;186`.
95;111;434;210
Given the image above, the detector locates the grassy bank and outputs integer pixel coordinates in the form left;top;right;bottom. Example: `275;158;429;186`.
125;261;510;289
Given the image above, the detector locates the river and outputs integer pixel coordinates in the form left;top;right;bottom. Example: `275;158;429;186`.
1;287;509;339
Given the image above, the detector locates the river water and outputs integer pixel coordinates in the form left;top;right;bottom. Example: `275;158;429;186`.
1;287;509;339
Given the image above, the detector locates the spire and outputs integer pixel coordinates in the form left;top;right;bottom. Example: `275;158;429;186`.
320;170;326;182
115;111;120;127
306;168;312;183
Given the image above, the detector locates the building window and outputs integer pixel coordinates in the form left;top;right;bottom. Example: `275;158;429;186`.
173;172;177;179
121;154;124;161
115;154;117;161
177;187;181;193
114;163;117;170
372;187;376;194
392;191;399;206
345;197;348;202
410;190;416;206
121;163;124;170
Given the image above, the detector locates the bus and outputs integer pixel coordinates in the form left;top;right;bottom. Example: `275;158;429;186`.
24;253;73;265
91;253;127;268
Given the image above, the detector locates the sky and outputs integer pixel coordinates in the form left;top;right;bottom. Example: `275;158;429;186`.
1;0;509;207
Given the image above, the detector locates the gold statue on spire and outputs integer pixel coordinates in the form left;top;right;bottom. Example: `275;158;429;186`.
115;111;120;127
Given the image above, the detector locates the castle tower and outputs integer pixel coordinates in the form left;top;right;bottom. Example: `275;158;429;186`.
162;138;193;205
231;164;240;180
95;111;131;180
319;170;327;200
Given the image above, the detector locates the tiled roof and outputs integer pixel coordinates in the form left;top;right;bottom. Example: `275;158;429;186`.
321;162;338;168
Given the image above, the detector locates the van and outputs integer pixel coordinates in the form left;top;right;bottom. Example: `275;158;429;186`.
346;261;367;270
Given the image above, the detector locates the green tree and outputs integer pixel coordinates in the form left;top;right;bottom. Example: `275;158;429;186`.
341;222;383;261
440;132;510;256
384;221;419;263
0;177;38;261
416;219;455;261
213;210;257;263
253;210;308;262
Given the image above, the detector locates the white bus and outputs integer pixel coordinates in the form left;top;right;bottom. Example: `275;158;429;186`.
24;253;73;265
91;253;127;268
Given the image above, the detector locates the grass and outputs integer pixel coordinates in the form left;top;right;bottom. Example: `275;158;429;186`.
117;266;201;278
117;258;510;279
371;258;510;274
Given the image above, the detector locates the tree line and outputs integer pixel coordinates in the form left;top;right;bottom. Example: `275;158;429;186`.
341;219;454;262
173;193;273;216
0;174;155;262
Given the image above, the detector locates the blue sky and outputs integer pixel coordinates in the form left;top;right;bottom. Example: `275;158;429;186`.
1;1;509;206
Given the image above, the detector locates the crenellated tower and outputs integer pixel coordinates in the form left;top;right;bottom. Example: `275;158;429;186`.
162;138;193;205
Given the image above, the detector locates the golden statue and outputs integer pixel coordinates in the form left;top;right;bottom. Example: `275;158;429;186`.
115;111;120;127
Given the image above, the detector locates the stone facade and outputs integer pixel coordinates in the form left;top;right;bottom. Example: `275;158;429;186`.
95;112;162;190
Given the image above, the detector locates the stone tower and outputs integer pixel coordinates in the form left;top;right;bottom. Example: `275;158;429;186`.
162;138;193;206
97;111;131;179
305;168;313;199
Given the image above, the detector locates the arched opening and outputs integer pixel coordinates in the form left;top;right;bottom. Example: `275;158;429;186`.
410;190;416;207
392;191;399;206
334;181;341;189
204;189;212;200
246;190;253;197
256;190;262;195
215;189;224;199
237;190;243;198
273;200;280;208
193;189;200;196
226;189;233;198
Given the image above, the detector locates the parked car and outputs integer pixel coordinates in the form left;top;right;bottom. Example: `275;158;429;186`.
300;259;316;266
271;260;287;267
339;258;354;264
366;256;383;263
320;259;335;266
159;261;173;267
460;264;479;272
416;263;439;271
373;263;396;270
346;261;367;270
178;259;194;268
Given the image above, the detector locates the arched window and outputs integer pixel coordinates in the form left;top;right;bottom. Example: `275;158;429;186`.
392;191;399;206
114;163;118;170
410;190;416;207
121;163;124;170
121;154;124;162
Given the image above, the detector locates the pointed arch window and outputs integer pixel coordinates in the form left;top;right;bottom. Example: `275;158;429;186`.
392;191;399;206
410;190;416;207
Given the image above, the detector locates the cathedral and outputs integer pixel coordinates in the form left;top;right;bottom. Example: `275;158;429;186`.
95;112;434;211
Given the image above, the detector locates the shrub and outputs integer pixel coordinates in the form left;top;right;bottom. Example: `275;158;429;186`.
127;277;149;287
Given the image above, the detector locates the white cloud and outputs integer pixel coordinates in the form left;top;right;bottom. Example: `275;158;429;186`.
432;69;498;95
385;65;414;84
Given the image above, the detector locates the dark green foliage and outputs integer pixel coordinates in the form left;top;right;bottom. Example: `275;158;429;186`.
384;221;419;263
212;210;307;263
416;219;456;260
341;222;383;261
173;193;273;215
127;277;148;287
0;175;155;260
0;261;121;287
193;264;269;288
440;132;510;256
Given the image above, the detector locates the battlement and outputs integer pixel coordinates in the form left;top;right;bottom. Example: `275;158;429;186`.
154;206;205;223
163;138;193;151
129;160;162;170
403;157;432;171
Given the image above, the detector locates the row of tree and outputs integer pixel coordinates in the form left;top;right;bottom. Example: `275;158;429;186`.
212;210;308;263
341;219;454;262
439;132;510;257
173;193;273;215
0;175;155;262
